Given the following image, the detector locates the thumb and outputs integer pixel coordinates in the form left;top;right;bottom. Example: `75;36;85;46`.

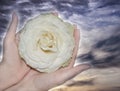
5;12;18;42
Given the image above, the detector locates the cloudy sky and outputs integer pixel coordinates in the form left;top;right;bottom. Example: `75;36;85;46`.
0;0;120;91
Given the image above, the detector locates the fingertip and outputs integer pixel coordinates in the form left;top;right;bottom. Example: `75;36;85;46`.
12;11;18;21
52;12;58;16
61;64;91;81
6;11;18;39
77;64;91;72
12;11;16;17
73;24;77;29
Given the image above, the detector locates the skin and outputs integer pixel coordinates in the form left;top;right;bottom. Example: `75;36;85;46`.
0;12;90;91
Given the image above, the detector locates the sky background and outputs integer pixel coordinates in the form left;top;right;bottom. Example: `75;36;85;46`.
0;0;120;91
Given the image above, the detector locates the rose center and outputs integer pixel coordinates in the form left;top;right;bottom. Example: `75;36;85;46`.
37;31;57;53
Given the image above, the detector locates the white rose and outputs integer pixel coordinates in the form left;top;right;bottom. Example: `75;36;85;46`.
19;13;75;72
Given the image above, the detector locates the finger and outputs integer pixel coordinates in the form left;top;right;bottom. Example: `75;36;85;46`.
3;12;19;60
68;26;80;67
61;64;90;83
5;12;18;41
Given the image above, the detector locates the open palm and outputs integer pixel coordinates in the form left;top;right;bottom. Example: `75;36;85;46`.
0;13;90;91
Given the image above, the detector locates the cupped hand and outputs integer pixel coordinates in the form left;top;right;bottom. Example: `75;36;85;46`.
0;12;90;91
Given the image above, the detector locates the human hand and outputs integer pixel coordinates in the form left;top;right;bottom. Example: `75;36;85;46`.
0;12;31;90
0;12;90;91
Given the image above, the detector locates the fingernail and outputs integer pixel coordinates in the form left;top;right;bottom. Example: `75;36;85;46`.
13;11;16;17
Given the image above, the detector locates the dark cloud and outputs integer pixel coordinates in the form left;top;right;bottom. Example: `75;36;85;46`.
78;28;120;68
30;0;45;4
49;0;89;17
0;17;9;33
0;0;16;6
0;0;120;64
97;0;120;9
